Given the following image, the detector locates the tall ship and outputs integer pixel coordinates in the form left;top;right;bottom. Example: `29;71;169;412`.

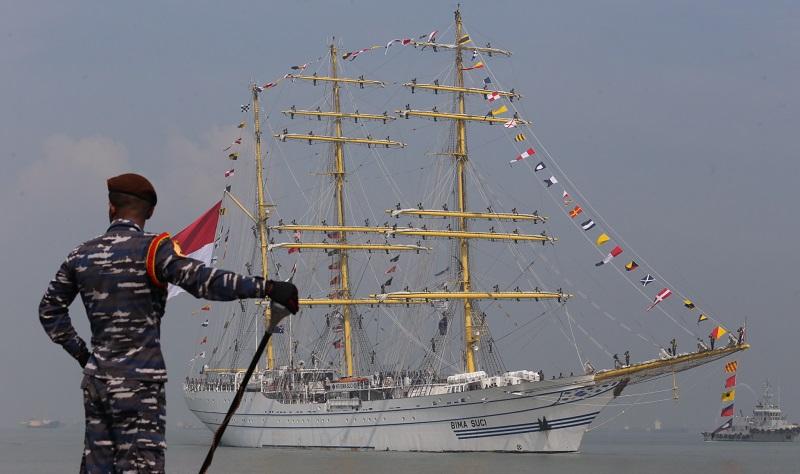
183;9;749;452
703;383;800;442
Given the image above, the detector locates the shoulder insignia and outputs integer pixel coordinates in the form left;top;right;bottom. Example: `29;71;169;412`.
146;232;171;288
172;239;186;257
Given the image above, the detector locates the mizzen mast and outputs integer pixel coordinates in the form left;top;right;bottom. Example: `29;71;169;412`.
251;84;275;370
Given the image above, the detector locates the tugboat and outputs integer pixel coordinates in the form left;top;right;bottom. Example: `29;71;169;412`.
703;383;800;442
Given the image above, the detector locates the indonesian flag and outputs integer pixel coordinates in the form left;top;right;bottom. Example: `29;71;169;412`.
510;148;536;164
646;287;673;311
486;91;501;103
167;200;222;299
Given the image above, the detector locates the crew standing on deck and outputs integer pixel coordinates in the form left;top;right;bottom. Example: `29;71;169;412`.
39;174;299;473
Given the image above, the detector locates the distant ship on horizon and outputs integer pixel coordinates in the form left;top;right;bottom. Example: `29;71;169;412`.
19;419;60;429
703;383;799;442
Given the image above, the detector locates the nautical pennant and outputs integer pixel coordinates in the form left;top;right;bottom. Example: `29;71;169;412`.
640;274;654;286
724;361;738;373
725;374;736;388
581;219;596;231
646;287;672;311
201;320;209;327
544;176;558;187
510;148;536;165
710;325;728;340
457;34;472;45
385;265;397;274
625;261;639;271
390;254;400;262
720;404;734;417
697;314;708;324
288;247;299;254
434;266;450;277
200;336;207;344
596;245;623;266
483;77;492;86
595;233;610;246
328;262;340;270
201;305;211;311
721;389;736;402
462;61;484;71
562;190;573;205
237;121;246;129
486;91;501;103
490;104;508;116
330;275;339;285
228;152;239;161
683;298;695;309
515;133;526;142
241;104;250;113
383;277;393;287
534;162;546;172
503;118;519;128
568;205;583;218
290;64;308;70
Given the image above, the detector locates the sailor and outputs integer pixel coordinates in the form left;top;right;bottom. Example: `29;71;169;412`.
39;174;299;473
670;338;678;357
697;337;709;352
624;350;630;367
709;334;716;350
737;326;745;344
613;353;621;368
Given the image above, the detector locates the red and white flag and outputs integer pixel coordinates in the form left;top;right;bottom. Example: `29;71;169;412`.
486;91;501;103
647;288;673;311
385;265;397;274
562;190;573;205
503;118;519;128
510;148;536;164
224;169;235;178
168;201;222;299
596;245;623;266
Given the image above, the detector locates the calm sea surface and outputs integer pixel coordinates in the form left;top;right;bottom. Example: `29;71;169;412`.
1;426;797;474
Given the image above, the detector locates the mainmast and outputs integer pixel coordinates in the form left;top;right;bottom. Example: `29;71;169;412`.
274;41;407;377
251;85;274;369
273;20;570;377
329;43;355;377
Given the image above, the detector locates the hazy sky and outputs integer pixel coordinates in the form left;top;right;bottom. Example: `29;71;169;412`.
2;0;799;434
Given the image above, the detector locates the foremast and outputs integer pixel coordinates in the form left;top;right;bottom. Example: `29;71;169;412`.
453;9;477;372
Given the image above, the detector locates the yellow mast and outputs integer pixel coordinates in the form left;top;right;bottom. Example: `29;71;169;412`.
454;9;477;373
251;85;274;369
329;43;356;377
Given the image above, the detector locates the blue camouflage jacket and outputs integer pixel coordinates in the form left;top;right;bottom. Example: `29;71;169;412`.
39;219;266;382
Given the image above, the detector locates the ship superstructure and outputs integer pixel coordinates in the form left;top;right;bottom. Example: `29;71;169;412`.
183;9;749;452
703;383;800;442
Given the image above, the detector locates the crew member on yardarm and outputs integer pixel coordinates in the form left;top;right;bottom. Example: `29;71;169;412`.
38;173;299;473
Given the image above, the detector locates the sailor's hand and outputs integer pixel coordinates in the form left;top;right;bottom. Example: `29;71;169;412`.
266;280;299;315
77;351;90;368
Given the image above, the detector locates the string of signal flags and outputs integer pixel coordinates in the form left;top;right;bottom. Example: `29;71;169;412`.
501;92;730;339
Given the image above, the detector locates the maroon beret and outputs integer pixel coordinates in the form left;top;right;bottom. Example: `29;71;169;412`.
107;173;157;206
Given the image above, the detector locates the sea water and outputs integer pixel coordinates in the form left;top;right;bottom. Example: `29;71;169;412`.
1;426;797;473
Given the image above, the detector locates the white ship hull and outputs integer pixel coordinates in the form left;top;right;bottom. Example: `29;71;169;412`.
185;377;621;452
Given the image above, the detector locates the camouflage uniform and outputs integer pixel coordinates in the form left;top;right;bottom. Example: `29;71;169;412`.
39;218;268;473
